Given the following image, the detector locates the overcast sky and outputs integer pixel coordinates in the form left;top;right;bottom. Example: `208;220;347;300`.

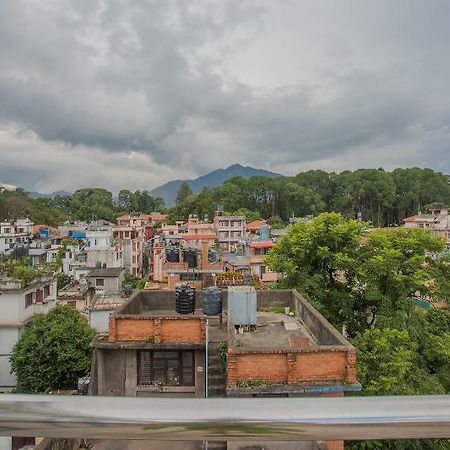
0;0;449;194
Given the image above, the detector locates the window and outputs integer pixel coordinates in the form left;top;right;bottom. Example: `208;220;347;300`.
96;278;104;287
35;289;44;304
44;285;50;298
67;300;76;309
25;293;33;308
138;351;194;386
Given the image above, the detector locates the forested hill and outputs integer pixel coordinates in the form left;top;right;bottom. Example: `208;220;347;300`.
0;167;449;228
168;167;450;227
150;164;280;206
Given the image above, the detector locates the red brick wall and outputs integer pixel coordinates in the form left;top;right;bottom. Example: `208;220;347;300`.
109;315;206;343
113;316;155;341
227;347;356;385
227;353;288;383
295;351;347;382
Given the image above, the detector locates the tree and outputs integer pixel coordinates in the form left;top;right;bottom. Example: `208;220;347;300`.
354;328;444;395
10;305;95;393
267;213;448;336
267;213;366;333
267;215;285;229
176;182;193;205
348;325;450;450
117;189;137;212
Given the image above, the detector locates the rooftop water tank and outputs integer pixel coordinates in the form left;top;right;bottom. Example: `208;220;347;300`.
166;247;180;262
208;249;218;263
175;284;196;314
228;285;257;326
183;249;198;268
203;287;222;315
260;224;270;241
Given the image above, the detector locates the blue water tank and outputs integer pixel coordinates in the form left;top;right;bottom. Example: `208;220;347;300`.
260;224;270;241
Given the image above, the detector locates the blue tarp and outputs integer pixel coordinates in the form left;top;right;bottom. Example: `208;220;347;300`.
71;232;86;239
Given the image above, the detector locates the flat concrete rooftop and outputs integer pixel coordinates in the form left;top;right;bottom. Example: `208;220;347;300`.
114;289;352;348
228;311;318;350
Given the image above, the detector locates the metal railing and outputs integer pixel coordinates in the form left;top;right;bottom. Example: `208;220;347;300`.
0;394;450;441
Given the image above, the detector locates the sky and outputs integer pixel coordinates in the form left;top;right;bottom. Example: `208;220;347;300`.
0;0;449;194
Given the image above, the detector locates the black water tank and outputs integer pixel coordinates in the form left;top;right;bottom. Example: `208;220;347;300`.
203;287;222;315
166;247;180;262
175;284;196;314
183;249;198;268
208;249;218;263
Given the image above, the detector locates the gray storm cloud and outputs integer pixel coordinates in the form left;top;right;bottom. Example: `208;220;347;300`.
0;0;449;193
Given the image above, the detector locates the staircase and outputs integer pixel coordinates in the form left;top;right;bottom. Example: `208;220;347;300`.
207;344;227;398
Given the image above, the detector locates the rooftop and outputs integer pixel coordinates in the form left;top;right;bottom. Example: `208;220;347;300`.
228;311;317;350
89;267;124;278
58;282;91;298
89;295;125;311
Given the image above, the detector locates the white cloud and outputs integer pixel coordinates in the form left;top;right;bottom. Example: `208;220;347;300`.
0;0;449;193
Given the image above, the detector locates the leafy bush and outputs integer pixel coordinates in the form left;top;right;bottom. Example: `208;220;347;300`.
10;305;95;393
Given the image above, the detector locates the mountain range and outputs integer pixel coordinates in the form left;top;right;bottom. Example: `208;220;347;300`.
27;190;72;199
150;164;281;206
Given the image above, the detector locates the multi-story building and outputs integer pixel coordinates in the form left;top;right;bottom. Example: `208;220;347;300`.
86;225;123;269
0;218;33;254
0;272;57;392
404;203;450;246
89;287;359;450
114;215;150;277
214;211;246;252
88;267;125;297
182;215;217;250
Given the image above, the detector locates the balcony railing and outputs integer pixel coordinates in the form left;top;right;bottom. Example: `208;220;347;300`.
0;394;449;441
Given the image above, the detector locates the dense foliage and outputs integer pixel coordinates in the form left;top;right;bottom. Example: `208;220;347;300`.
0;256;55;285
267;213;450;449
0;187;164;224
10;305;95;393
168;167;450;225
1;168;449;227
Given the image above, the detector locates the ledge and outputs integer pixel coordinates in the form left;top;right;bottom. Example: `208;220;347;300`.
226;382;362;397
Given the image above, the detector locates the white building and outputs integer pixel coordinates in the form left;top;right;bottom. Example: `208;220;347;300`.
0;218;33;254
0;272;57;392
214;211;246;252
404;203;450;246
86;225;123;269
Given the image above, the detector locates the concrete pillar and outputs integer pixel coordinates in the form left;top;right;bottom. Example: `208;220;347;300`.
195;350;206;398
97;350;106;396
125;350;137;397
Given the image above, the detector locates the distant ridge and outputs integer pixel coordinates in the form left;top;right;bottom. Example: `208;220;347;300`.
27;190;72;198
151;164;281;206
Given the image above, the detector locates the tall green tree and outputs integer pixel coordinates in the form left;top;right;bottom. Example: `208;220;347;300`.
10;305;95;393
267;213;448;335
176;182;193;205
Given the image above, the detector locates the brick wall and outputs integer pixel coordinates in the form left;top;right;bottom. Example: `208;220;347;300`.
227;347;356;385
109;315;206;343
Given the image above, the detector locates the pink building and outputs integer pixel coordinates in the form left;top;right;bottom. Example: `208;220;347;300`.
114;215;150;277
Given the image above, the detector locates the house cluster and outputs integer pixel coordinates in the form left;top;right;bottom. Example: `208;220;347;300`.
152;210;281;291
4;202;449;449
403;203;450;247
0;213;166;395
